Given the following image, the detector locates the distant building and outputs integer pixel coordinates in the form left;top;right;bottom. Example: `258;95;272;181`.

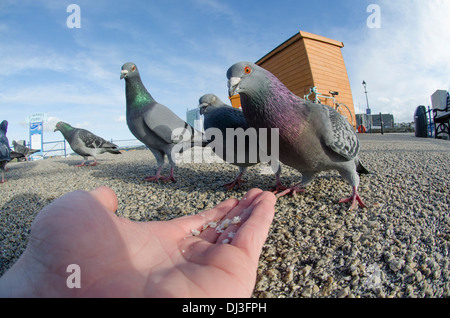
186;108;204;132
356;113;394;131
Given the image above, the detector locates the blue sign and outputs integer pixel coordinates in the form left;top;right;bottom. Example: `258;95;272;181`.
30;121;43;155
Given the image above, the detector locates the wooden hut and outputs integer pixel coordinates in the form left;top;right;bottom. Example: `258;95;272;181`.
230;30;356;127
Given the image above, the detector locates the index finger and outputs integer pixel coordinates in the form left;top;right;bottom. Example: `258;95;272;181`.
230;191;277;262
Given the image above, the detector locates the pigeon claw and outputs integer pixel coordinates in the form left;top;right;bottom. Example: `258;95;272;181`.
144;175;164;182
224;178;246;191
339;186;366;210
144;173;177;183
275;184;305;198
161;175;177;183
271;180;288;194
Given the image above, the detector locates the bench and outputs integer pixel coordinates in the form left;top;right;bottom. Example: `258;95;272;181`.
433;92;450;139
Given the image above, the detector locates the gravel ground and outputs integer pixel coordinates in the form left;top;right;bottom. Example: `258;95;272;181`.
0;133;449;298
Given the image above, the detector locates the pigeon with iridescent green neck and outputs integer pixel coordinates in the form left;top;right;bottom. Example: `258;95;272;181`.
121;62;205;183
227;62;369;210
54;121;121;167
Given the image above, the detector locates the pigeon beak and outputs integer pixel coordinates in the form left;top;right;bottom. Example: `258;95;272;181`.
198;104;208;115
227;77;241;97
120;70;129;79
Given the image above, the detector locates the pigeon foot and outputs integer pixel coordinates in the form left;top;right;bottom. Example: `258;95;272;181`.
88;162;98;166
145;170;177;183
144;175;165;182
75;163;87;167
338;186;366;210
161;175;177;183
224;178;246;191
271;180;288;193
276;184;305;198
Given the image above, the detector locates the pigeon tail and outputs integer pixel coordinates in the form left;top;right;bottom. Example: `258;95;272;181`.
106;149;121;155
356;158;370;175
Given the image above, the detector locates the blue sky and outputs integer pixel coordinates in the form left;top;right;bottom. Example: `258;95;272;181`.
1;0;450;146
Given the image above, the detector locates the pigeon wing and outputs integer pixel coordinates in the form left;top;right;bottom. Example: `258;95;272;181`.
77;129;117;149
10;151;23;159
320;105;359;161
0;136;11;162
143;102;195;144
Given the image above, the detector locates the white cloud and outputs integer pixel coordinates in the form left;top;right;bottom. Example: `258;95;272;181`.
114;115;126;123
44;116;62;132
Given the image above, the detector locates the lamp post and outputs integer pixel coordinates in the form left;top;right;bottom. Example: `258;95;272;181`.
362;81;372;133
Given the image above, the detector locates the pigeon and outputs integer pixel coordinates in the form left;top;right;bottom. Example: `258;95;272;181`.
12;140;39;161
227;62;369;210
121;62;206;183
54;121;121;166
199;93;281;190
0;120;12;183
0;120;21;182
199;93;256;190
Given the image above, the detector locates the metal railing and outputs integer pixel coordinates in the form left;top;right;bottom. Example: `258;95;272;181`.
42;140;67;158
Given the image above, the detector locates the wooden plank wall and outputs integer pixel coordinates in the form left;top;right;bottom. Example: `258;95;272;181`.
257;39;315;99
303;37;355;126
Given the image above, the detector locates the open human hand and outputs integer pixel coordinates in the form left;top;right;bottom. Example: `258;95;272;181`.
0;186;276;297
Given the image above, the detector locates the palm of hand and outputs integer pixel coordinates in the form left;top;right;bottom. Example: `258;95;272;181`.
16;187;275;297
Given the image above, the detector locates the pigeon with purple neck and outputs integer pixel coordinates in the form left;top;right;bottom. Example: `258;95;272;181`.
227;62;369;210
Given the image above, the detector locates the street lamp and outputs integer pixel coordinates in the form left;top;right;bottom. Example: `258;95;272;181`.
362;80;372;132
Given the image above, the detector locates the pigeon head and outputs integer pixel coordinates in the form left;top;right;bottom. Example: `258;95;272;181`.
54;121;72;132
0;120;8;134
198;94;219;115
120;62;140;80
226;61;269;98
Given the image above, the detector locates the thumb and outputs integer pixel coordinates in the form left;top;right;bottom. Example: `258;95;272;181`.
89;186;118;213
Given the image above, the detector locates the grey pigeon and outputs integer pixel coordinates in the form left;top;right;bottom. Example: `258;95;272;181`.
199;93;281;190
0;120;11;183
0;120;21;183
54;121;121;166
227;62;369;210
12;140;39;161
121;62;205;183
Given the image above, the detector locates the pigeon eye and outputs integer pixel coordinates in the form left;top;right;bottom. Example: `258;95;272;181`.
244;66;252;74
131;65;136;72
